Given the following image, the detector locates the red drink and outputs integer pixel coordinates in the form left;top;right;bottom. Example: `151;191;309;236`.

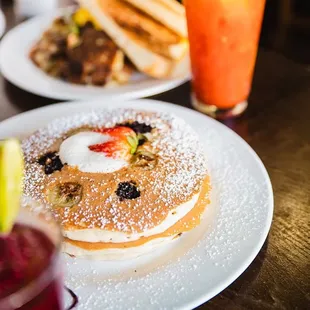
0;207;64;310
185;0;266;118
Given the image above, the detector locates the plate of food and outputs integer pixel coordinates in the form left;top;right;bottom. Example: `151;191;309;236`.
0;0;189;101
0;99;273;309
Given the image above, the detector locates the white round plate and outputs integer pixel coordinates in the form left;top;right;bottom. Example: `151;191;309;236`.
0;99;273;309
0;9;6;38
0;10;190;101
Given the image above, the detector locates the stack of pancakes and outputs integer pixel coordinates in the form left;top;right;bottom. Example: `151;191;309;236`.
23;109;210;260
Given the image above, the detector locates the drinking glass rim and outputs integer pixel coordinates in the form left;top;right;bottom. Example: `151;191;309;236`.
0;197;63;309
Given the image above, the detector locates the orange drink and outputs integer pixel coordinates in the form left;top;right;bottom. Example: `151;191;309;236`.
184;0;266;118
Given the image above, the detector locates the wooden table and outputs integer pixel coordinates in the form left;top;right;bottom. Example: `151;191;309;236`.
0;1;309;309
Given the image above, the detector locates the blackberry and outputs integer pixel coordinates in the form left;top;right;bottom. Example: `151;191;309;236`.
138;136;147;146
119;121;153;134
116;181;140;200
38;152;64;175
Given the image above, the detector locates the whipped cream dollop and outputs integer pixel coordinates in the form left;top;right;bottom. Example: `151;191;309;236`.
59;132;128;173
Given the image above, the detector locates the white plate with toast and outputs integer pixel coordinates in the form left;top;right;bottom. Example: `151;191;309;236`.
0;5;190;101
0;99;273;309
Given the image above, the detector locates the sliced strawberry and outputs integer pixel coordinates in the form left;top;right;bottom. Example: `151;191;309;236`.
94;126;135;139
89;140;130;158
89;126;139;159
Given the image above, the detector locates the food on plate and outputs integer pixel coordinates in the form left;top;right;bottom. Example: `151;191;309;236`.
29;0;188;86
79;0;188;77
22;109;210;260
29;12;132;86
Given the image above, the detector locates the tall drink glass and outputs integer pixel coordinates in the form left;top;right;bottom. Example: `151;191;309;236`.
184;0;266;119
0;199;64;310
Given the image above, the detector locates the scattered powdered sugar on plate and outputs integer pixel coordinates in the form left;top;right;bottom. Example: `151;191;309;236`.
0;100;273;309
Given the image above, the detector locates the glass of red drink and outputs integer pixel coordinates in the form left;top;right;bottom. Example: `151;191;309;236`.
0;199;64;310
184;0;266;119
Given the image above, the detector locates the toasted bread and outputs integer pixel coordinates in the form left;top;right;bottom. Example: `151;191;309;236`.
78;0;188;78
98;0;187;61
79;0;173;78
122;0;187;37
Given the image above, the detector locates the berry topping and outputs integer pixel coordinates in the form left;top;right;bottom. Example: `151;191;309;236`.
48;182;83;208
137;134;147;146
89;126;139;159
118;121;153;134
116;181;140;200
94;126;136;138
38;152;64;175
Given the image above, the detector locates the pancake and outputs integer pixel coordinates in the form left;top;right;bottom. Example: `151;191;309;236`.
63;176;210;259
22;109;210;259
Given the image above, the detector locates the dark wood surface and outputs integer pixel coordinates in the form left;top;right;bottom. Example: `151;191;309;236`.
0;1;309;309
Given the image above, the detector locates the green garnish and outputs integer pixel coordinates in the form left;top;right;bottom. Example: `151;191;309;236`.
127;135;139;155
0;139;24;234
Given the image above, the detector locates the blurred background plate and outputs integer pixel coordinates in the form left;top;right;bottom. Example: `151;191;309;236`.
0;9;190;101
0;9;6;37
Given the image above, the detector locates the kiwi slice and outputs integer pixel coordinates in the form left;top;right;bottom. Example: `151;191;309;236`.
131;150;158;170
48;182;82;208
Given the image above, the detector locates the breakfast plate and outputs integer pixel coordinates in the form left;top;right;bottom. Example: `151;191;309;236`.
0;99;273;309
0;10;190;101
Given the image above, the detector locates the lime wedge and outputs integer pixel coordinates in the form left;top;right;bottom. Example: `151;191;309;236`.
0;139;24;233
